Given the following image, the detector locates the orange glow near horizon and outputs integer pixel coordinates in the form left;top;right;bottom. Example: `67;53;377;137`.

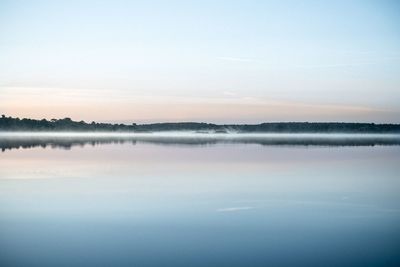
1;87;397;124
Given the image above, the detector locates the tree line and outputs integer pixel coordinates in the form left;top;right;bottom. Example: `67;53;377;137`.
1;115;400;133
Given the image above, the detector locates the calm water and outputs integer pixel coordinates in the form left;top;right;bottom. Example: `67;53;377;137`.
1;134;400;267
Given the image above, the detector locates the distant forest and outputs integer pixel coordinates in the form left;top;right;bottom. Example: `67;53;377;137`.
1;115;400;133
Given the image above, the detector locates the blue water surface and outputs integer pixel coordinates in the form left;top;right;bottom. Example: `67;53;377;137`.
0;137;399;266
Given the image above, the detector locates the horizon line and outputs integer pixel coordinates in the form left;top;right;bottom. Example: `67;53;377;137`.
1;115;400;126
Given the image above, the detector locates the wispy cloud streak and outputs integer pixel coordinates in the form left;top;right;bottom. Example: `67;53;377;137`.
217;206;255;212
217;57;254;62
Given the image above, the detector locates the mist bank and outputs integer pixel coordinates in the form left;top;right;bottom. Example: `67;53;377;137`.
1;115;400;133
1;133;400;152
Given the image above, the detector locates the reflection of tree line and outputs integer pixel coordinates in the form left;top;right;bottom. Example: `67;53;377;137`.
0;138;137;152
1;136;400;152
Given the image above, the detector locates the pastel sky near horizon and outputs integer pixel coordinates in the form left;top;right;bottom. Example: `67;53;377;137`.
0;0;399;123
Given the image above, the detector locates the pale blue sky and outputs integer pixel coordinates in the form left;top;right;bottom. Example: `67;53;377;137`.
0;0;399;123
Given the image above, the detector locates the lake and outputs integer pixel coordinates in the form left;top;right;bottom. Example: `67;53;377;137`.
1;133;400;267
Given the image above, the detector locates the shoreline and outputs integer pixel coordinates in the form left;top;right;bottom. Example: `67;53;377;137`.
1;131;400;137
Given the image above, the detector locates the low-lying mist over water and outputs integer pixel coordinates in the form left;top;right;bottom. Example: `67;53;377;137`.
1;132;400;152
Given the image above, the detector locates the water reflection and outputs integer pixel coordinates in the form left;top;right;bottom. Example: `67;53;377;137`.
1;133;400;152
1;134;400;267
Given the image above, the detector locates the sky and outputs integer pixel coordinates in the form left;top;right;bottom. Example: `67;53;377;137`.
0;0;399;123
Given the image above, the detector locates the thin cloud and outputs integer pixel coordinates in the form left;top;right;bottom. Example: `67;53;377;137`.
217;57;254;62
223;90;237;96
294;62;377;69
217;206;255;212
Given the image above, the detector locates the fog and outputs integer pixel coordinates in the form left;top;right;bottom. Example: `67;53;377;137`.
1;132;400;152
